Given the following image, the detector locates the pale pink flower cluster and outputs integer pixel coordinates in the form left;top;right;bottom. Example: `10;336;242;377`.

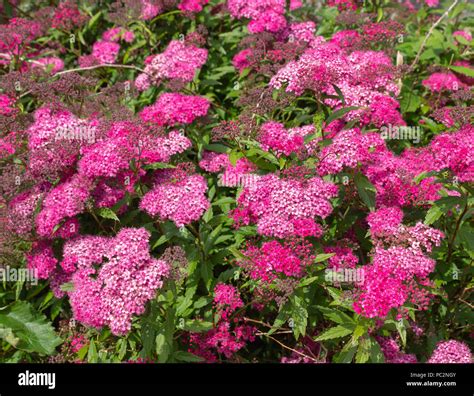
35;174;93;238
428;340;472;363
135;40;208;90
227;0;287;33
270;40;402;126
140;171;209;227
62;228;169;335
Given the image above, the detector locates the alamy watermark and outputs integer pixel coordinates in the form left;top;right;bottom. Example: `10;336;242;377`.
325;268;365;286
217;173;259;188
380;124;421;144
55;124;96;144
0;266;38;285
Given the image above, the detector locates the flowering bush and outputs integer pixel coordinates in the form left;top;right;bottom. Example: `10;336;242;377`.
0;0;472;365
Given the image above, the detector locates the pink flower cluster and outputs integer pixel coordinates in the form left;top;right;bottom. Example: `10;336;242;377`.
189;284;255;361
178;0;209;12
102;27;135;43
258;121;315;157
232;173;338;238
35;174;93;238
270;39;402;127
428;340;472;363
377;337;417;363
0;94;17;116
214;283;244;320
27;107;98;177
27;241;58;279
241;239;315;282
422;72;463;92
61;228;169;335
140;170;210;227
135;40;208;90
354;213;444;318
227;0;287;33
199;151;257;187
140;93;210;126
318;128;385;175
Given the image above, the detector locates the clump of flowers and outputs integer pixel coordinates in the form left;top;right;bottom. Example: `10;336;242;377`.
61;228;169;335
140;168;210;227
428;340;472;363
135;40;208;90
232;173;338;238
188;284;255;361
140;93;210;126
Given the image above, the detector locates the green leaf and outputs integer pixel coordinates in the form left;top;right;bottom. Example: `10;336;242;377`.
289;295;308;339
181;320;213;333
325;106;360;125
173;351;205;362
143;162;177;170
316;306;355;325
424;205;443;225
315;324;354;341
87;340;98;363
448;65;474;78
354;173;376;211
97;207;120;222
0;301;62;355
314;253;335;263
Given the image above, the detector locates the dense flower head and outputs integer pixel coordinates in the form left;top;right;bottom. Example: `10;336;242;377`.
269;39;401;126
7;187;45;236
35;174;93;238
377;337;417;363
324;245;358;270
258;121;313;157
241;239;315;282
140;93;210;126
367;206;404;237
214;283;244;320
318;128;386;176
135;40;208;90
428;340;472;363
51;1;87;30
26;240;58;279
91;40;121;64
178;0;209;12
232;48;253;72
227;0;287;33
27;107;98;178
422;72;463;92
63;228;169;335
232;173;338;238
0;94;17;116
140;171;209;227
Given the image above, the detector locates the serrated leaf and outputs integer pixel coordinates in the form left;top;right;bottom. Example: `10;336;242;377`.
325;106;360;125
0;301;62;355
314;253;335;263
315;324;354;341
354;173;376;211
173;351;205;362
97;207;120;222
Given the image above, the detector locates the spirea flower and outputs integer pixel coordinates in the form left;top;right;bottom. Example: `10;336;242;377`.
428;340;472;363
140;93;210;126
63;228;169;335
232;173;337;238
140;172;209;227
